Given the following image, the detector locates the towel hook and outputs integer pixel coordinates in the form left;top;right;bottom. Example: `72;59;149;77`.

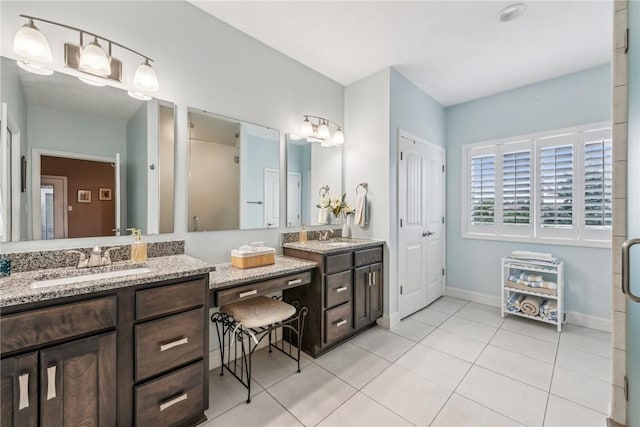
356;182;368;195
319;185;330;197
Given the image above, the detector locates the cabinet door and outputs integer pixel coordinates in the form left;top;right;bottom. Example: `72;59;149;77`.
353;266;370;330
40;331;116;427
1;352;38;427
369;263;383;321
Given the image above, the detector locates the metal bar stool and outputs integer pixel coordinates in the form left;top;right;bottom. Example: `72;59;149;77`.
211;296;308;403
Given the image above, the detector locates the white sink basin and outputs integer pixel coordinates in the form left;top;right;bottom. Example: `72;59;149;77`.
324;242;352;247
31;268;152;289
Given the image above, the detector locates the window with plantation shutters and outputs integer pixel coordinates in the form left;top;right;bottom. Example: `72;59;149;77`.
462;123;611;247
539;143;574;228
502;149;531;225
470;154;495;225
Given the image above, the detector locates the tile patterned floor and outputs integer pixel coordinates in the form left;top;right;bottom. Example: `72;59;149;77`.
202;296;611;427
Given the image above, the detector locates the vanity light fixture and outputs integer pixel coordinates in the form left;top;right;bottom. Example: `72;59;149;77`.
298;115;345;147
12;14;160;99
496;3;527;22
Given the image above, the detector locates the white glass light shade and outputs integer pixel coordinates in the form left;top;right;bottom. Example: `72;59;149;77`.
128;91;153;101
133;60;159;92
13;20;53;63
332;129;345;145
316;122;331;140
79;38;111;76
321;139;333;147
299;117;314;138
17;60;53;76
78;75;106;87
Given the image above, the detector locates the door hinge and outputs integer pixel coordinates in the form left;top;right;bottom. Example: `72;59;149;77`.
400;286;403;295
442;165;445;172
400;151;403;161
400;219;403;228
442;217;445;224
188;122;194;129
625;376;629;401
442;268;445;276
563;313;567;322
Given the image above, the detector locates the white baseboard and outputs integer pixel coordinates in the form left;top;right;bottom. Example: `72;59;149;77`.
566;310;611;332
445;286;501;307
377;312;400;329
444;286;611;332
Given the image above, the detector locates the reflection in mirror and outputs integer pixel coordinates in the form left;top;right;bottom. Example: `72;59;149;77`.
286;134;342;227
0;56;175;242
187;108;280;232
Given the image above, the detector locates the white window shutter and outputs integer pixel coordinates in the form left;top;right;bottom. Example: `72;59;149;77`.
501;143;532;237
581;128;612;241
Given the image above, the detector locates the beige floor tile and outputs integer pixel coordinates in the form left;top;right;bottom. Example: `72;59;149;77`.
395;342;471;390
490;329;557;363
268;363;356;427
501;316;560;344
314;343;390;389
390;317;436;342
544;395;608;427
362;364;451;426
457;366;548;427
429;298;467;315
560;330;611;358
409;308;451;327
439;316;498;343
431;393;524;426
454;302;505;328
550;367;610;414
419;328;486;363
205;370;264;419
250;346;313;389
204;391;302;427
555;344;611;383
349;327;415;362
476;345;554;391
317;392;413;427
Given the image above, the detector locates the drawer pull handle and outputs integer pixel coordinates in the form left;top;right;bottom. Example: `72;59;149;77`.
239;290;258;298
46;365;56;400
160;337;189;352
18;372;29;409
159;392;188;411
335;286;348;293
372;271;376;286
368;272;372;287
288;278;303;286
334;319;347;327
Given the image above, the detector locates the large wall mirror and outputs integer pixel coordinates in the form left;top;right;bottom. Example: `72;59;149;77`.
0;56;175;242
286;134;342;227
187;108;280;231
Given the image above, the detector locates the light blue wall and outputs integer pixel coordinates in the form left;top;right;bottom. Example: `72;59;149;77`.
244;135;279;228
445;64;612;318
126;104;148;233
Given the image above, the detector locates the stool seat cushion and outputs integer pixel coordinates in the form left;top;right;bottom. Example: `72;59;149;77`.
220;296;296;329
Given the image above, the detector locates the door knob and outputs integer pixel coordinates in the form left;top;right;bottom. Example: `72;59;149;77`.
422;231;435;237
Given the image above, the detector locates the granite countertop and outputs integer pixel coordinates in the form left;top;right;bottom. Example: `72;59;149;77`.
210;256;317;290
282;237;385;254
0;255;214;307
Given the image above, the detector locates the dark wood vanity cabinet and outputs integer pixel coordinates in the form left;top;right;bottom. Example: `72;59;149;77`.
283;244;384;357
0;274;209;427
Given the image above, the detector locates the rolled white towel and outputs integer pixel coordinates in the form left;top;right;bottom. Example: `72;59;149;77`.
520;272;543;282
520;296;544;316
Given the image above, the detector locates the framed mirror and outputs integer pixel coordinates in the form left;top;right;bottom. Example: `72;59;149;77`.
286;134;342;227
187;108;280;232
0;56;175;242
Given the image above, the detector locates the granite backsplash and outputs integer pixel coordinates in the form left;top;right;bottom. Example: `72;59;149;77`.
280;228;342;244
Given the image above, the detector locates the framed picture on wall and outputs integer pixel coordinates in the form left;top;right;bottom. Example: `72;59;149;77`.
99;188;112;201
77;189;92;203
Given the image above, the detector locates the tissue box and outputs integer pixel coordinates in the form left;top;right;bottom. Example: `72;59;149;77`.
231;247;276;269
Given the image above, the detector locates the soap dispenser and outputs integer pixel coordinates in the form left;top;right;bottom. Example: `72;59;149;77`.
127;228;147;263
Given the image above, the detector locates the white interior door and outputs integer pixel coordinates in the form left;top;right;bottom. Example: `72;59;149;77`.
398;132;446;318
287;172;301;227
40;175;67;239
264;168;279;228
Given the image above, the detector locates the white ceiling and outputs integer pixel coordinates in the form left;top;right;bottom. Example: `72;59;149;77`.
191;1;612;107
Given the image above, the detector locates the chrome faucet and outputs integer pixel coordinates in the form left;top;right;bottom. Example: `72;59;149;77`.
67;246;121;268
319;229;334;241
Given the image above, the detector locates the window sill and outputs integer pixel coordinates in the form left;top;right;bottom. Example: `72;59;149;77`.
461;232;611;249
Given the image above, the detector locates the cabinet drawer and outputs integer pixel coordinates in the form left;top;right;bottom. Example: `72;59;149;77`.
136;279;205;320
1;296;116;354
135;361;204;427
325;270;352;308
325;252;352;274
135;308;204;382
355;247;383;267
214;271;312;307
324;303;352;344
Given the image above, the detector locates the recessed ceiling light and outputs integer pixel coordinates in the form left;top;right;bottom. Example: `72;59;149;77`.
497;3;527;22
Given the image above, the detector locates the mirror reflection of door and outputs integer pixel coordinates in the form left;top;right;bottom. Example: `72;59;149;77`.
40;175;67;239
264;169;279;228
40;155;116;239
287;173;301;227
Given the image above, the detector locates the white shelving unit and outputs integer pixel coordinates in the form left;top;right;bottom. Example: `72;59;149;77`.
501;256;565;332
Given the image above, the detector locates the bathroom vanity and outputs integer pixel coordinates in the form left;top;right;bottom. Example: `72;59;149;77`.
0;254;213;427
282;239;384;357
